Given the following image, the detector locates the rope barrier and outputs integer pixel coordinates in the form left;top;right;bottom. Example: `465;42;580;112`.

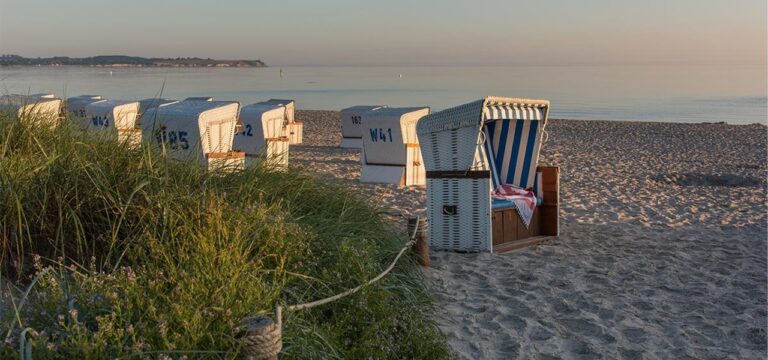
287;215;420;312
239;216;423;359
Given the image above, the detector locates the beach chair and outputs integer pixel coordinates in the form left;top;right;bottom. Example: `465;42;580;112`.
417;97;560;253
232;103;289;170
140;100;243;171
0;94;62;128
339;105;387;148
258;99;302;144
360;107;429;186
66;95;104;127
84;100;141;146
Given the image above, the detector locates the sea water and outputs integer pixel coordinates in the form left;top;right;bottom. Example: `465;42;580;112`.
1;65;765;124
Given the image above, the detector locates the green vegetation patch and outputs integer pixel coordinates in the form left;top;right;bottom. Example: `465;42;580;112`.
0;113;449;359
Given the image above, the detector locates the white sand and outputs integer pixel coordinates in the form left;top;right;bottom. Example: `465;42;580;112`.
294;111;767;359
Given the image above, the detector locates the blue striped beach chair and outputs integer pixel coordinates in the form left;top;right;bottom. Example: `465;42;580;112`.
417;97;560;253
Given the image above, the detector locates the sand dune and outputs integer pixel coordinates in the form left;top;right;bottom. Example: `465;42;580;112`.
294;111;767;359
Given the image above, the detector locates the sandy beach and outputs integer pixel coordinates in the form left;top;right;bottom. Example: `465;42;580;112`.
293;110;767;359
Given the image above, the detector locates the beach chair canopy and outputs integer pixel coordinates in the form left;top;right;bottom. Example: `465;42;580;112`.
138;98;178;114
233;103;285;155
341;105;387;139
137;99;178;127
140;100;240;162
67;95;105;118
84;100;140;131
362;107;429;166
417;97;549;190
258;99;295;123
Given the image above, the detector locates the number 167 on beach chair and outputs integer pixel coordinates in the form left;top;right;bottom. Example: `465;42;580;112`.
417;97;560;253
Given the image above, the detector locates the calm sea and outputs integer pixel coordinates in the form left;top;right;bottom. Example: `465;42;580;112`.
1;65;765;124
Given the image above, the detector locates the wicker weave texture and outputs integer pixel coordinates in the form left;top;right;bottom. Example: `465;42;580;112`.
427;177;490;252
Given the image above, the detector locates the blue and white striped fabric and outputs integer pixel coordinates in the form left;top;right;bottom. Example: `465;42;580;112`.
482;104;544;190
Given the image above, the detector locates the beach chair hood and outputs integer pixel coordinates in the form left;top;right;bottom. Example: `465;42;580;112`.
84;100;140;131
341;105;387;139
417;97;549;188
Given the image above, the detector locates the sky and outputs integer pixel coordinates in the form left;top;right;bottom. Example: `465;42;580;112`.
0;0;765;66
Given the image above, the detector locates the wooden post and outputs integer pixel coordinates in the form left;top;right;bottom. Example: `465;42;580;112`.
407;217;430;267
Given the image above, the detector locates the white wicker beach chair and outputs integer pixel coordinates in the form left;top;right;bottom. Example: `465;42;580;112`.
140;100;242;170
66;95;104;128
84;100;141;146
0;94;62;128
360;107;429;187
339;105;387;148
417;97;560;253
257;99;302;144
233;103;289;170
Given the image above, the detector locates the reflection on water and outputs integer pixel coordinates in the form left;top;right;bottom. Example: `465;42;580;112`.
1;65;765;124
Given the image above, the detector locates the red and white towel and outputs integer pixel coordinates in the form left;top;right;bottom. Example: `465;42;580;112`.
492;184;538;227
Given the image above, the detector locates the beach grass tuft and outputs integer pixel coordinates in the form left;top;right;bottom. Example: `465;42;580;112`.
0;111;450;359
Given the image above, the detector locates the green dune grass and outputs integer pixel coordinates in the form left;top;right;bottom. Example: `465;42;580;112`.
0;113;449;359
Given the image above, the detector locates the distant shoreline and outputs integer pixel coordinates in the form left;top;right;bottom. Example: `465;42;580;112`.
0;55;266;68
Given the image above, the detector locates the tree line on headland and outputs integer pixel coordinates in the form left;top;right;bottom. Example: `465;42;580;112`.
0;54;266;67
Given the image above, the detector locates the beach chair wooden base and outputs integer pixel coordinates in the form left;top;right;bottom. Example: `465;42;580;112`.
490;166;559;252
244;137;289;171
492;236;552;253
491;209;553;253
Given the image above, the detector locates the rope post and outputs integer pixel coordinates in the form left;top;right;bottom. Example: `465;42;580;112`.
239;309;282;360
407;217;430;267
